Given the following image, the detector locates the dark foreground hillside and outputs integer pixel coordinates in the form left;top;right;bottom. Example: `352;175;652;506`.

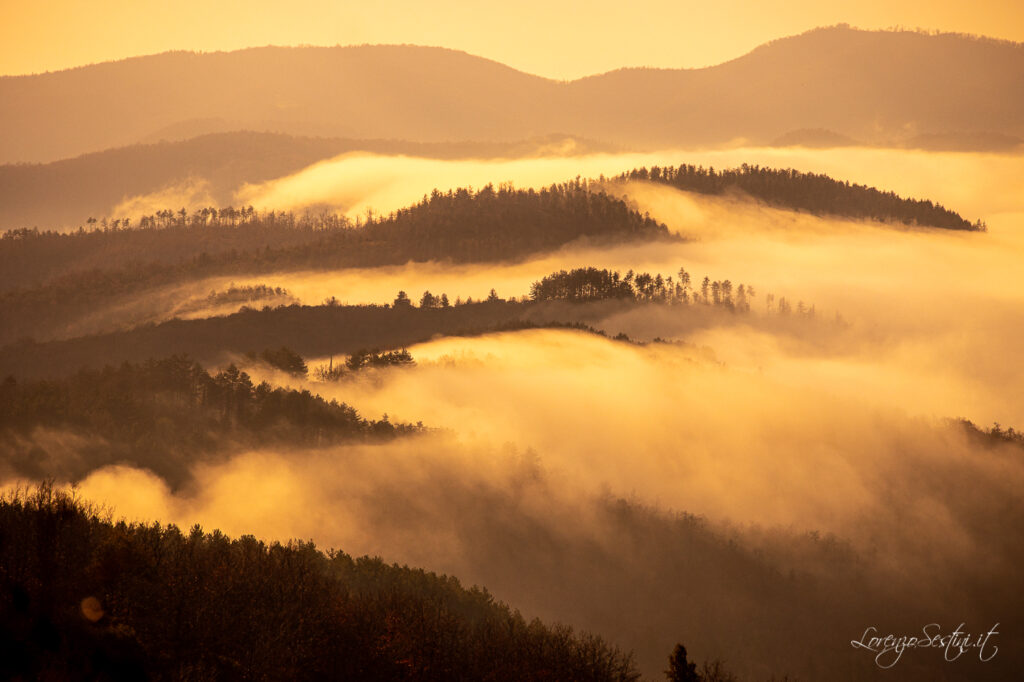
0;485;638;681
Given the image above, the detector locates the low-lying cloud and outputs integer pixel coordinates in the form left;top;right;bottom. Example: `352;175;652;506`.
6;146;1024;679
226;146;1023;225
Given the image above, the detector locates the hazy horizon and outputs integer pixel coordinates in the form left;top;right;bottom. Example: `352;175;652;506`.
4;23;1023;81
3;1;1024;79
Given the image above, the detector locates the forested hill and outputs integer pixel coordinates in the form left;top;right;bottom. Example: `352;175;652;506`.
0;181;667;293
0;302;531;380
0;356;418;486
0;258;777;380
0;131;612;232
0;485;639;681
0;160;979;297
617;165;983;230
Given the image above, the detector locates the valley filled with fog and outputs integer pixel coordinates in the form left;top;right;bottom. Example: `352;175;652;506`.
3;19;1023;679
4;145;1018;679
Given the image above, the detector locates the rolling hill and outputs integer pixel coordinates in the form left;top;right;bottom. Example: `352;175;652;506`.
2;25;1021;164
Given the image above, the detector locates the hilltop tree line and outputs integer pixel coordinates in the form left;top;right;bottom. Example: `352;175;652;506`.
0;299;532;380
0;208;347;292
384;287;504;310
958;418;1024;450
344;266;815;319
0;263;827;380
0;130;616;234
0;484;640;681
0;163;979;344
175;284;297;317
0;181;668;295
617;164;983;230
0;355;419;486
529;267;817;317
314;348;416;381
0;161;980;298
345;181;668;263
0;183;669;344
243;345;310;377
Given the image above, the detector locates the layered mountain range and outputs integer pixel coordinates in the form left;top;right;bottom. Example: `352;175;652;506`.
2;25;1021;164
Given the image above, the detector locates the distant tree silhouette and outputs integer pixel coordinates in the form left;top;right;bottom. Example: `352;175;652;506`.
665;644;700;682
958;418;1024;449
394;290;412;308
248;346;308;376
344;348;415;372
528;267;784;313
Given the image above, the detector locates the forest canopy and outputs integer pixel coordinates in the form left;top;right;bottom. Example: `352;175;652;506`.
616;164;983;230
0;180;668;293
0;484;639;681
0;356;419;485
0;259;815;380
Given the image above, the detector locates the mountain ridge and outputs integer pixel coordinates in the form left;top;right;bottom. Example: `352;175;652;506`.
5;25;1020;82
2;25;1022;163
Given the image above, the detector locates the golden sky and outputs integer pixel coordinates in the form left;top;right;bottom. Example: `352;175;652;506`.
1;0;1022;79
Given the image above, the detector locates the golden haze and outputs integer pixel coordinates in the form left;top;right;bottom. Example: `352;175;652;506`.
2;0;1023;79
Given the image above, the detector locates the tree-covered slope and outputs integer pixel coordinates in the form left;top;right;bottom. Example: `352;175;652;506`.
0;356;418;485
0;485;639;681
0;182;670;345
0;181;667;293
617;164;983;230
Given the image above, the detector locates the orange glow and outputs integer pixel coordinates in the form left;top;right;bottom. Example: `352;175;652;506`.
1;0;1022;79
